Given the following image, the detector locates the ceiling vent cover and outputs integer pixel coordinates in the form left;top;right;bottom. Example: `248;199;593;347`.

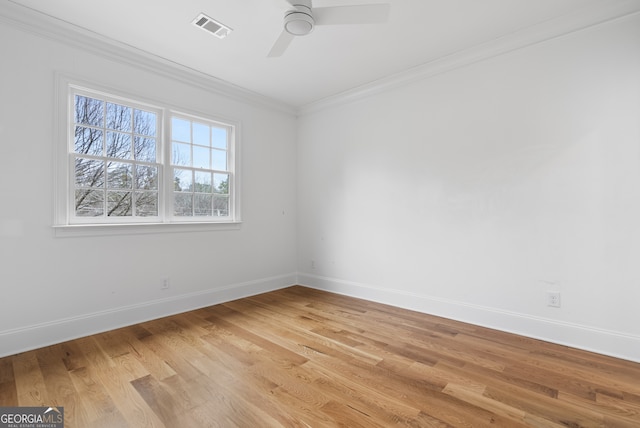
192;13;232;39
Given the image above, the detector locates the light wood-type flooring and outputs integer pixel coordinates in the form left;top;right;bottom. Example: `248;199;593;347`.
1;286;639;427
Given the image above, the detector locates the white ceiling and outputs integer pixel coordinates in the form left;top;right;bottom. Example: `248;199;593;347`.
7;0;640;108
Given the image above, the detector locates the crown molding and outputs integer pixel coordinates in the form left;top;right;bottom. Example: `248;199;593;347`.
0;1;297;116
299;1;640;116
3;1;639;118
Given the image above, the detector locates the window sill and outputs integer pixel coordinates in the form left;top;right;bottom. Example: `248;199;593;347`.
53;221;242;237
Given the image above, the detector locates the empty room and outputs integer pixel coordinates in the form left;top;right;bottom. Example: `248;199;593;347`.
1;0;639;426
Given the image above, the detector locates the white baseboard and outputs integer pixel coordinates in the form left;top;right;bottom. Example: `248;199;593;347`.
0;273;297;358
298;273;640;364
4;272;638;364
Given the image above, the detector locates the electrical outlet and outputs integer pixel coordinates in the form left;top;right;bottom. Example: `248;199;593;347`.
311;260;316;269
161;278;170;290
547;291;561;308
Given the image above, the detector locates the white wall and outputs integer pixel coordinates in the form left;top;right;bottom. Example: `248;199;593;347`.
2;6;639;364
0;18;298;356
297;14;640;362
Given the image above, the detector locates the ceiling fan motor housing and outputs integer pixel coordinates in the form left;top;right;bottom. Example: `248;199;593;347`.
284;2;315;36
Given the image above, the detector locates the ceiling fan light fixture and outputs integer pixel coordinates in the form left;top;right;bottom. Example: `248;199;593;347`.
284;10;314;36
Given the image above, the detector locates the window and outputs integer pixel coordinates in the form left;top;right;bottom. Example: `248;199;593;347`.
171;116;231;217
55;80;239;232
73;94;160;220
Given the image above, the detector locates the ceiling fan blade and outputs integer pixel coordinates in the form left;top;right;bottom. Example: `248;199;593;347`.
268;30;295;57
314;4;390;26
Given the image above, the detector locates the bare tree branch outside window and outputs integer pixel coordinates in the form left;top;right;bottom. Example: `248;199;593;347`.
67;88;235;224
73;95;159;218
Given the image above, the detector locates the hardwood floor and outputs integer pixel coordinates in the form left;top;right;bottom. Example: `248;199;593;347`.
1;286;639;427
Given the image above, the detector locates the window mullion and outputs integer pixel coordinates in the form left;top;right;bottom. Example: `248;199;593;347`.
163;110;173;222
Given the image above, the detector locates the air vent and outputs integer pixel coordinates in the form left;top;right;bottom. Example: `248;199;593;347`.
192;13;232;39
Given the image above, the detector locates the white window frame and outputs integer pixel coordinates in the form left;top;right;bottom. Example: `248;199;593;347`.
53;75;241;236
168;112;237;222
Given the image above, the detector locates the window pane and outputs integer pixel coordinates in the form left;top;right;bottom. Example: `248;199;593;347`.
193;122;210;146
75;96;103;127
106;132;132;159
75;158;105;188
67;89;234;224
134;109;156;137
172;117;190;143
174;168;192;192
75;126;103;155
194;194;212;216
107;191;132;216
213;173;229;194
213;195;229;217
134;137;156;162
193;146;210;169
136;165;158;190
135;191;158;216
107;162;133;189
106;103;132;131
75;189;104;217
212;149;227;171
174;193;193;216
172;142;191;166
211;127;227;149
194;171;212;193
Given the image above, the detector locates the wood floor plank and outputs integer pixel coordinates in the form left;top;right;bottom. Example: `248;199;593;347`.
136;329;204;382
71;337;134;426
595;392;640;420
559;391;640;427
36;345;86;427
0;358;15;384
1;285;639;427
130;374;180;427
98;366;167;427
118;326;177;381
12;351;49;406
0;358;17;405
191;345;312;427
67;366;115;426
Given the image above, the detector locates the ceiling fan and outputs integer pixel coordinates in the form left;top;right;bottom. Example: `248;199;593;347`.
268;0;391;57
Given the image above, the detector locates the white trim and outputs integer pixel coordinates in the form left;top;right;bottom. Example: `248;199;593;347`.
0;273;297;358
3;272;638;362
52;221;242;237
68;85;165;223
168;112;236;221
298;273;640;364
299;4;640;116
0;0;295;116
54;74;242;230
4;1;639;116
